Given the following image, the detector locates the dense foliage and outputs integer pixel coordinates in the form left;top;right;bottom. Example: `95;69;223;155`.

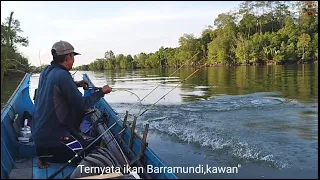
77;1;318;71
1;12;33;77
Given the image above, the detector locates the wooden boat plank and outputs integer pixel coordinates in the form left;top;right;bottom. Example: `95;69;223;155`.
10;168;32;179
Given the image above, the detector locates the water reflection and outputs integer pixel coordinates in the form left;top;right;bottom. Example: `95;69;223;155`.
80;64;318;105
1;64;317;107
1;75;24;108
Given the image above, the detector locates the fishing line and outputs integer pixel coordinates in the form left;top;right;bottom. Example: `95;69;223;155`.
137;63;207;118
71;70;78;78
83;87;144;115
126;52;200;114
116;89;145;115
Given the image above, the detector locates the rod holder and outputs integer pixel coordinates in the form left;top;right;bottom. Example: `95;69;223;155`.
128;116;137;151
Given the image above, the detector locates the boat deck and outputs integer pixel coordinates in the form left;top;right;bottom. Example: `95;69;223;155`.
9;157;76;179
9;157;138;179
9;158;32;179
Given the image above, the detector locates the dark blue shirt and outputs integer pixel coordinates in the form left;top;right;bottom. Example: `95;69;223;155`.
31;63;104;147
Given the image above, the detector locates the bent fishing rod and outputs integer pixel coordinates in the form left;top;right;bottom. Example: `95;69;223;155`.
83;86;143;110
85;62;207;118
126;52;200;114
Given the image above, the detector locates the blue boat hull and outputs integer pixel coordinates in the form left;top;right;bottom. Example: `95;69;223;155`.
1;73;178;179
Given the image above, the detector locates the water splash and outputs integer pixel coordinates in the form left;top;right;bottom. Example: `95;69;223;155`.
114;92;316;170
146;118;288;168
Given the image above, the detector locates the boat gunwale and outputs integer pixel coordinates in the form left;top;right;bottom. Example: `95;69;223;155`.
1;73;31;179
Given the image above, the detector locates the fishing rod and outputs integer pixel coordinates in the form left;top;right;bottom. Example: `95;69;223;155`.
84;86;144;114
126;52;200;114
48;121;125;179
84;86;142;105
137;63;207;118
71;70;78;78
61;64;205;179
50;86;140;179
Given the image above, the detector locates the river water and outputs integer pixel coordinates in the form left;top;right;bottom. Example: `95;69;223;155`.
1;64;318;179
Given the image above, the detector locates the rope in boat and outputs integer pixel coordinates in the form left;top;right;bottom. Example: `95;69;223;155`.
69;147;124;178
47;120;120;179
65;127;127;179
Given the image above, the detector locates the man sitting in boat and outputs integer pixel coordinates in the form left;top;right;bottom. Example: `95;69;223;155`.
31;40;112;169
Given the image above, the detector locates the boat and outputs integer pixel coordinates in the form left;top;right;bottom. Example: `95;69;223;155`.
1;73;178;179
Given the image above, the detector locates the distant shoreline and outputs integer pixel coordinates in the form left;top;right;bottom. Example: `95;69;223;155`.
3;59;318;77
72;60;318;71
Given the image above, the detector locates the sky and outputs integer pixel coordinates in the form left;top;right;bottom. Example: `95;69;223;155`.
1;1;240;67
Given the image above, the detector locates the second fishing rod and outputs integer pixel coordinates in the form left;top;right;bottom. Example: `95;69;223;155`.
137;63;207;118
84;86;142;104
84;52;201;117
126;52;200;114
72;63;206;179
86;62;207;119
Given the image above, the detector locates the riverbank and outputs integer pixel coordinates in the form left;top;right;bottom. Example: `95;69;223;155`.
74;59;318;71
4;70;27;77
205;59;318;67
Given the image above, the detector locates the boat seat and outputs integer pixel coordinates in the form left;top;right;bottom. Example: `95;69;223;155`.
32;157;76;179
